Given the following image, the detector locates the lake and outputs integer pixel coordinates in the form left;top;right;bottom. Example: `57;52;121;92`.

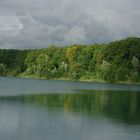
0;77;140;140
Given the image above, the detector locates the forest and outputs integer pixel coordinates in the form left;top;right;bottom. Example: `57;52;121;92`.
0;37;140;83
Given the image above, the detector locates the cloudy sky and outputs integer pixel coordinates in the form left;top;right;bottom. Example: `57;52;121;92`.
0;0;140;49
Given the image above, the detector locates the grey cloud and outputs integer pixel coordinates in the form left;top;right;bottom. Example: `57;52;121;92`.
0;0;140;49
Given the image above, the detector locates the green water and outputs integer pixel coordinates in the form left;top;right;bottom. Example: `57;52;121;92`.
0;77;140;140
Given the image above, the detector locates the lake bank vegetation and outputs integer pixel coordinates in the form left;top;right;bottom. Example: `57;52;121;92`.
0;37;140;84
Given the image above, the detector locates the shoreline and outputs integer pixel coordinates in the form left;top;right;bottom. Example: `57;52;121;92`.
2;75;140;86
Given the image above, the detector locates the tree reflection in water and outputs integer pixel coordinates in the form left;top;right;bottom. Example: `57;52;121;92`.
0;90;140;124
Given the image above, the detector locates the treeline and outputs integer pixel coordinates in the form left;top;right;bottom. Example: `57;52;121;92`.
0;37;140;83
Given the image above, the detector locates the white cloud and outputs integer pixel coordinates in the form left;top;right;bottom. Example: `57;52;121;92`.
0;0;140;49
0;13;23;39
64;26;86;44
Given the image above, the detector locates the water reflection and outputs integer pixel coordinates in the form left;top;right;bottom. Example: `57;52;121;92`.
1;90;140;125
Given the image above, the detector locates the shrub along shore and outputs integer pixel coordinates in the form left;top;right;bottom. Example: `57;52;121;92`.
0;37;140;84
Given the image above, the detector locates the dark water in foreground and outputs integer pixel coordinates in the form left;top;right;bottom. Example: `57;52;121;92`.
0;77;140;140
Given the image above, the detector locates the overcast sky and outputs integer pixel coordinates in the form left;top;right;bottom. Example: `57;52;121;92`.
0;0;140;49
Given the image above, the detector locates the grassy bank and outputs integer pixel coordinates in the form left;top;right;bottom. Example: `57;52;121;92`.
15;73;140;85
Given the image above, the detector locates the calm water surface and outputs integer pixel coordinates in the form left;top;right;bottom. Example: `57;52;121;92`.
0;77;140;140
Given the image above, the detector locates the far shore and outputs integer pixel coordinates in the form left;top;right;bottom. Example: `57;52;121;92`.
1;75;140;86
